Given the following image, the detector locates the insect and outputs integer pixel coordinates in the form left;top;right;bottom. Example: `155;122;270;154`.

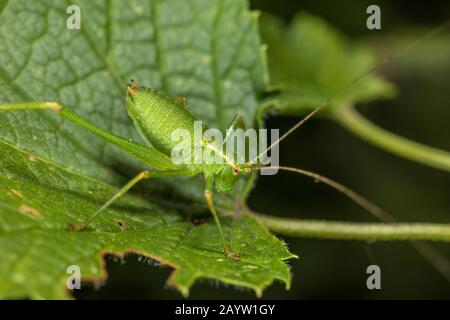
0;22;447;260
0;80;387;259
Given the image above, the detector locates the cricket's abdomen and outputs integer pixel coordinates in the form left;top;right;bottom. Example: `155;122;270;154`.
127;88;197;156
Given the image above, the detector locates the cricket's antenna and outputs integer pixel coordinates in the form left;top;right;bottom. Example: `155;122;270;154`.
256;165;450;281
252;19;450;164
258;165;394;222
254;105;323;163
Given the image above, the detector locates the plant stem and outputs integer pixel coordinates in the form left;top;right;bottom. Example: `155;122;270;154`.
334;104;450;172
251;212;450;242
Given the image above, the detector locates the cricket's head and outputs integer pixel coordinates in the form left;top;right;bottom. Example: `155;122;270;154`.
215;164;256;193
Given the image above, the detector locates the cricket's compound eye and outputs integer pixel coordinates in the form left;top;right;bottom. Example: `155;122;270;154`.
232;167;240;175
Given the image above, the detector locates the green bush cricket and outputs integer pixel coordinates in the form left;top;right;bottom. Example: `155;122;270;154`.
0;79;392;259
2;15;448;260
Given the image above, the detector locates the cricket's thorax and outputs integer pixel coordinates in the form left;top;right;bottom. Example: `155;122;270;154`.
127;88;198;156
214;165;241;192
126;86;248;193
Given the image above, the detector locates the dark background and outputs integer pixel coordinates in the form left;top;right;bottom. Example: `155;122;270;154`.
76;0;450;299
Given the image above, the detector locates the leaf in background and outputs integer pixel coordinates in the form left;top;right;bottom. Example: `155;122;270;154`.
0;0;294;298
260;12;396;114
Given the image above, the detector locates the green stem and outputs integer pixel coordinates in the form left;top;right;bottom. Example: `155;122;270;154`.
334;104;450;172
252;212;450;242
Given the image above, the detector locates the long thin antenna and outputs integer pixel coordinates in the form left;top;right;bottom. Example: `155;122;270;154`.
253;19;450;163
259;166;395;222
258;165;450;281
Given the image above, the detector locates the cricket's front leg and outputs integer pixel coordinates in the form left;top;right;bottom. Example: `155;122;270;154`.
204;177;240;260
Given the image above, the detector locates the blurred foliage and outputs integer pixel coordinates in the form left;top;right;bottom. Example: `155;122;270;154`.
248;1;450;299
260;12;395;114
74;1;450;299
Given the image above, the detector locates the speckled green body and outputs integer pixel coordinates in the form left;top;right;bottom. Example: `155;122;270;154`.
126;87;245;192
127;88;197;156
0;86;253;255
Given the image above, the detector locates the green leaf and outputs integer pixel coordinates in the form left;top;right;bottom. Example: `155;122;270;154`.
0;0;294;298
260;12;396;114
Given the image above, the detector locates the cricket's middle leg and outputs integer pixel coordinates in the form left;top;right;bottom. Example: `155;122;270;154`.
69;169;192;231
68;171;150;231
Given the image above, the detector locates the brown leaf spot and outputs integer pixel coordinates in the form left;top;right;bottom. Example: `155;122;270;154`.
18;204;43;218
226;251;242;261
10;189;23;199
27;154;37;162
190;217;204;225
115;219;126;231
